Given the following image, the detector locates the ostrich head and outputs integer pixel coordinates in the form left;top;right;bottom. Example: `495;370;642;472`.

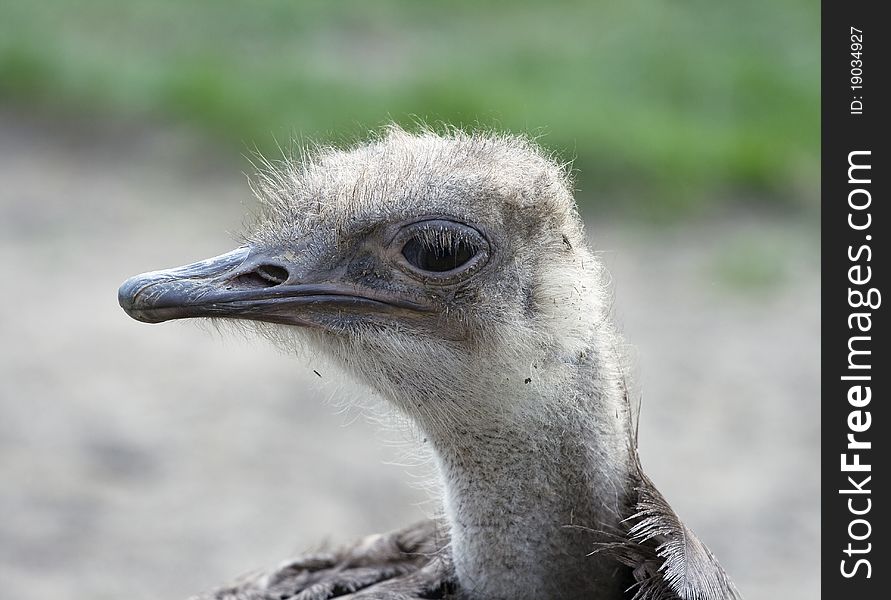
118;127;744;600
119;127;617;435
118;127;662;600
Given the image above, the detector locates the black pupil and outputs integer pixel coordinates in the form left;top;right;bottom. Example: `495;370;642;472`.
402;237;475;272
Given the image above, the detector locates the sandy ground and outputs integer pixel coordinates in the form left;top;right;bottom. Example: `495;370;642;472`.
0;112;819;599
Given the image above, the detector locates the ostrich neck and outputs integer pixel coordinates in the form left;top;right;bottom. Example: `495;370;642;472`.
423;357;635;600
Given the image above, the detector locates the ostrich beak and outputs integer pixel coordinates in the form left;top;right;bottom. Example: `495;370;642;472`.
118;246;430;327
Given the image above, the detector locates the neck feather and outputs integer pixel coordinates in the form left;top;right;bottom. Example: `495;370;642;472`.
421;343;635;600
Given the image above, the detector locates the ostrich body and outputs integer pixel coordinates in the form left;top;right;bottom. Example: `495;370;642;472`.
119;127;742;600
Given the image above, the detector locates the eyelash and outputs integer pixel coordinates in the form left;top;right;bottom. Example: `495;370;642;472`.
412;225;472;254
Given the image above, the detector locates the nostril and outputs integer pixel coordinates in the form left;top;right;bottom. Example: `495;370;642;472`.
233;264;290;288
256;264;290;284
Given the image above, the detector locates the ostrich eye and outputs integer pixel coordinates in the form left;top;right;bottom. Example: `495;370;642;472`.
402;237;476;272
395;220;489;279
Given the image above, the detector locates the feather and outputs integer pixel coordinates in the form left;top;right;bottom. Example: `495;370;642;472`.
608;459;743;600
190;520;455;600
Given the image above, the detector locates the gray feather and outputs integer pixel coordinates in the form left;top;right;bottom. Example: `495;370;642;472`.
191;520;455;600
610;462;743;600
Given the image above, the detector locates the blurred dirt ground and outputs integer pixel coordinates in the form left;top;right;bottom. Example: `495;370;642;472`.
0;112;819;599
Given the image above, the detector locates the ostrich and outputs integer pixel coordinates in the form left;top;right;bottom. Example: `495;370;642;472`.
118;127;742;600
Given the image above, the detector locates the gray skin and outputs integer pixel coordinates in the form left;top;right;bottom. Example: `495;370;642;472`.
119;127;742;600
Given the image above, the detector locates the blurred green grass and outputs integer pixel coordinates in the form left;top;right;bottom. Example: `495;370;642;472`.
0;0;818;217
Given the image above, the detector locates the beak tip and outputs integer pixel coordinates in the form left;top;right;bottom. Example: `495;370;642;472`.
118;276;140;311
118;274;153;322
119;272;176;323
